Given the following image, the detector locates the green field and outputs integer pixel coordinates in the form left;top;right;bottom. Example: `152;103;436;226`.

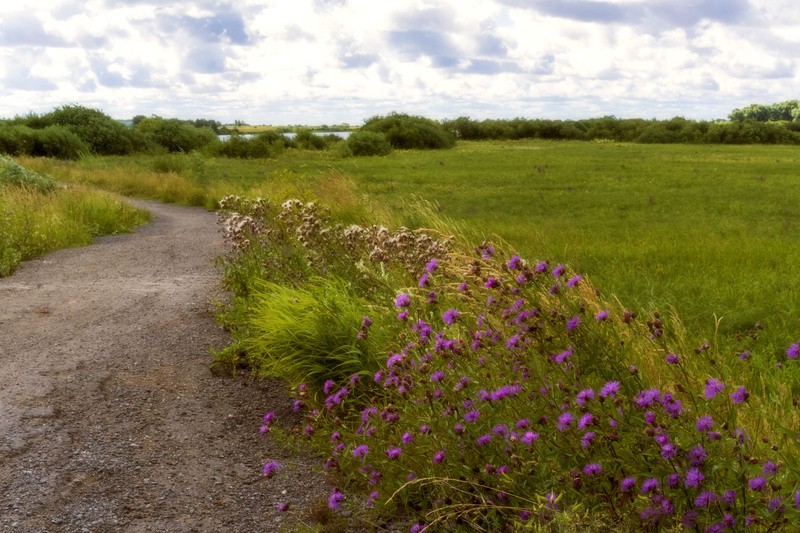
19;140;800;353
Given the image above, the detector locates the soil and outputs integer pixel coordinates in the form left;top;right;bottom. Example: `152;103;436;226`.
0;200;329;532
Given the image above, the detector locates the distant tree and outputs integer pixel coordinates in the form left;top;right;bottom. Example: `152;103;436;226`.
134;116;217;153
38;105;140;155
362;113;455;150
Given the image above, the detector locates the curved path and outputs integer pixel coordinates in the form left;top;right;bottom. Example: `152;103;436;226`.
0;200;324;532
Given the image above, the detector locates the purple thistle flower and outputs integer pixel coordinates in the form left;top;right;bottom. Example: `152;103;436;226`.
730;386;749;404
420;424;431;434
402;432;414;445
578;413;595;430
599;381;620;399
418;272;429;287
328;489;344;510
323;380;335;394
795;491;800;510
666;353;679;364
787;342;800;359
508;255;521;270
442;308;460;325
641;478;660;494
635;389;661;408
768;497;783;513
433;450;446;464
464;410;480;423
534;261;548;272
521;431;539;444
748;476;767;491
723;490;737;505
567;275;583;287
594;310;609;321
409;523;425;533
492;424;508;435
704;378;724;400
458;281;468;292
556;412;574;432
688;446;707;467
276;501;289;512
426;258;438;273
682;510;699;528
583;463;602;476
485;277;500;289
453;423;464;435
763;461;779;476
477;434;493;446
575;388;595;406
552;263;565;277
352;444;369;460
553;346;574;364
694;491;716;507
738;350;751;360
644;411;656;425
661;443;677;459
397;310;409;321
620;476;636;493
684;467;705;489
516;418;530;429
481;245;495;259
580;431;596;449
696;415;714;432
566;316;581;330
430;370;445;383
668;473;681;489
395;292;411;307
519;510;531;521
387;447;402;459
262;461;280;478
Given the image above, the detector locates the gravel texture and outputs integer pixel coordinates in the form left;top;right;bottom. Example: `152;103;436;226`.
0;199;328;532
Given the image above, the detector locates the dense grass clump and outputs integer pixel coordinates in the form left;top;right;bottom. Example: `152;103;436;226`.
218;195;800;531
0;157;151;276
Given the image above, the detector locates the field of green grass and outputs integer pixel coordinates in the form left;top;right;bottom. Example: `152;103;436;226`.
20;140;800;354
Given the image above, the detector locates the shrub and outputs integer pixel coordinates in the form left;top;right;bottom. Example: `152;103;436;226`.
294;128;328;150
33;125;90;159
362;113;455;150
135;116;217;153
0;155;57;193
36;104;141;155
347;131;392;156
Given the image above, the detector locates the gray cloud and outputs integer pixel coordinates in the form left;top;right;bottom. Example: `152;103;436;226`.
392;7;458;32
184;46;227;74
499;0;752;29
476;34;509;57
2;56;59;91
88;56;128;87
0;12;69;47
157;8;250;45
464;59;522;75
341;53;379;69
388;30;461;67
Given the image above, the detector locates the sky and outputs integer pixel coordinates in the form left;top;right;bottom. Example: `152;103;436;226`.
0;0;798;125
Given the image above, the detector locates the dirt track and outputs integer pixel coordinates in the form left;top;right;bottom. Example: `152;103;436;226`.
0;200;325;532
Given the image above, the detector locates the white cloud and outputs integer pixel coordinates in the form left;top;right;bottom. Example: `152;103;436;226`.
0;0;797;123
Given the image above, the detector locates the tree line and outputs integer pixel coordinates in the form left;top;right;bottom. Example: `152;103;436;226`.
1;104;799;161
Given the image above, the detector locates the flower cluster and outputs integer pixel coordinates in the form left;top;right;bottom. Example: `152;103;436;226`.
254;240;800;531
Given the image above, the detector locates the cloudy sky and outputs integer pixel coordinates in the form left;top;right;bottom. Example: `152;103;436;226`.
0;0;798;125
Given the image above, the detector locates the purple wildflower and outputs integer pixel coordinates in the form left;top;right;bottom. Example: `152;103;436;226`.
595;310;609;321
566;316;581;330
688;446;707;467
696;415;714;432
666;353;679;364
620;476;636;493
552;263;565;277
328;489;344;510
409;523;425;533
635;388;661;408
661;443;677;459
453;423;464;435
704;378;724;400
599;381;620;399
583;463;602;476
576;388;595;406
397;311;409;321
352;444;369;460
395;293;411;307
477;434;493;446
535;261;548;272
578;413;595;430
516;418;530;429
641;478;660;494
464;410;480;423
402;432;414;445
433;450;445;464
508;255;521;269
694;491;716;507
492;424;508;435
730;386;749;404
485;277;499;289
668;473;681;489
795;491;800;510
430;370;445;383
387;447;402;460
521;431;539;444
748;476;767;491
442;308;460;325
276;501;289;512
556;412;574;432
787;342;800;359
567;275;583;287
418;272;429;287
262;461;280;478
769;497;783;513
763;461;779;476
553;346;574;364
723;490;737;506
684;468;705;489
426;258;438;273
580;431;596;449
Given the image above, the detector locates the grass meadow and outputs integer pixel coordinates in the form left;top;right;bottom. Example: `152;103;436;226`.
12;140;800;530
19;141;800;352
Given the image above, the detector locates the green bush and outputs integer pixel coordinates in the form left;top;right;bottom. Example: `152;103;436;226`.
347;131;392;156
294;128;328;150
34;125;90;159
0;155;57;193
37;105;141;155
362;113;455;150
135;116;217;153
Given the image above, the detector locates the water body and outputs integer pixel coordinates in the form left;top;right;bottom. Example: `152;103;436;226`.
217;131;351;142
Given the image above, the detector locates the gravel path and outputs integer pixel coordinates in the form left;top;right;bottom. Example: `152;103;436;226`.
0;200;326;532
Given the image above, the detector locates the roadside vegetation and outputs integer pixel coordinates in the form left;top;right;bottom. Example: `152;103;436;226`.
0;156;150;276
4;101;800;530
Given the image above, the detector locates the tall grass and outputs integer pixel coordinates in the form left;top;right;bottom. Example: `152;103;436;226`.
219;194;800;531
0;159;150;276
